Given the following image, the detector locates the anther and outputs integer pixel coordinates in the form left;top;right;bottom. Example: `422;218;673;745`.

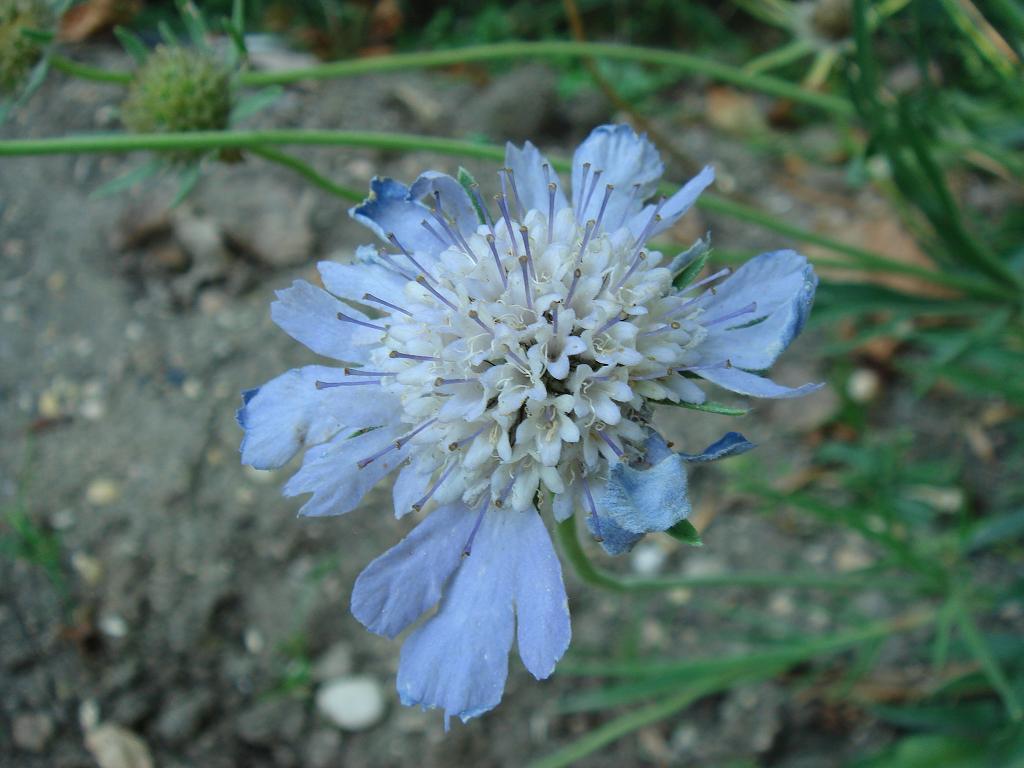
484;233;508;289
415;275;458;311
613;250;647;291
356;441;398;469
389;350;440;362
493;474;516;508
681;267;731;295
412;464;457;511
362;292;413;318
576;162;591;218
467;308;494;336
564;268;583;305
518;255;533;310
575;219;596;267
448;425;485;452
461;498;489;557
336;312;385;331
395;418;438;449
518;225;536;280
387;233;434;282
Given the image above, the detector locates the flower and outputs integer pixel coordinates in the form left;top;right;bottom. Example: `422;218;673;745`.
238;124;820;723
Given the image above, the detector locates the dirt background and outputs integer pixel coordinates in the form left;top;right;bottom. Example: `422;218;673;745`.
2;47;910;768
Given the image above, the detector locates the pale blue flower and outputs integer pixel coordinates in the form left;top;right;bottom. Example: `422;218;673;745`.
238;124;819;723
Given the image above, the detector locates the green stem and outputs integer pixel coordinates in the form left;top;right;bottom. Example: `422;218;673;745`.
554;517;897;592
248;145;362;201
237;41;854;116
0;128;996;298
49;54;132;84
49;41;852;117
744;39;814;74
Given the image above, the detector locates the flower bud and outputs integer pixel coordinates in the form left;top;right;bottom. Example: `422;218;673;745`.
0;0;54;96
121;45;232;160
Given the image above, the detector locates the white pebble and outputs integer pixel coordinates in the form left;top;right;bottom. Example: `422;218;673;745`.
316;677;386;731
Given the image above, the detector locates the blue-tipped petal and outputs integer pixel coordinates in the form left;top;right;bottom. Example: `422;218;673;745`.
409;171;480;239
238;366;400;470
283;424;409;517
698;365;823;399
586;512;643;556
271;280;377;363
351;502;477;639
601;452;690;535
349;177;442;257
512;510;571;680
696;250;818;371
572;124;664;225
396;508;518;723
505;140;568;215
630;165;715;240
679;432;755;463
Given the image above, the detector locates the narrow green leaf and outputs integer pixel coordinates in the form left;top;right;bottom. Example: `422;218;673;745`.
91;159;163;198
954;598;1024;721
232;0;245;33
230;87;282;123
665;519;703;546
114;26;149;63
458;166;486;224
171;164;202;208
157;20;178;47
177;0;210;49
965;509;1024;553
19;27;54;44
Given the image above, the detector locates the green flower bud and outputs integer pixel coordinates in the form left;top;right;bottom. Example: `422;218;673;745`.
0;0;54;96
121;45;233;161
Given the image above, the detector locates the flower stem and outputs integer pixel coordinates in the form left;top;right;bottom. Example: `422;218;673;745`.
49;54;132;84
554;517;899;592
0;127;1000;298
248;145;363;201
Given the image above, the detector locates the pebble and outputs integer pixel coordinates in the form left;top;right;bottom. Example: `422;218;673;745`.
236;697;306;746
86;478;122;506
316;676;386;731
155;689;215;744
72;552;104;586
99;614;129;639
84;723;154;768
12;712;54;752
305;728;343;768
847;368;881;402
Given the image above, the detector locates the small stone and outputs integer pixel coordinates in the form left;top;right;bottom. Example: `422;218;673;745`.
86;479;122;506
13;712;54;752
72;552;103;586
846;368;880;402
316;676;386;731
244;627;264;654
99;614;128;639
834;540;873;572
84;723;154;768
80;398;107;420
155;689;216;744
47;271;67;294
38;389;62;418
305;728;343;768
236;697;306;746
312;642;353;681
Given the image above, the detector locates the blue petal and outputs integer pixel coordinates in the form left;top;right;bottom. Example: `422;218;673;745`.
512;510;571;680
698;365;824;399
505;140;568;215
601;451;691;535
351;502;476;639
318;259;409;310
585;512;643;556
238;365;400;470
408;171;480;239
283;424;408;517
391;458;436;519
679;432;755;463
349;177;442;257
396;508;517;723
572;125;664;227
631;165;715;240
271;280;377;363
696;250;818;370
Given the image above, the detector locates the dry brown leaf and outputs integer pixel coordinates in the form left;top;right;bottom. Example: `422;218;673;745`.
59;0;140;42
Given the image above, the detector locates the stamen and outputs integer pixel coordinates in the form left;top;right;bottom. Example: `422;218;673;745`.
595;311;627;336
461;498;489;557
547;182;557;245
448;425;486;451
581;169;603;220
681;267;732;295
432;191;477;262
617;183;642;229
630;198;666;256
493;474;516;508
638;321;681;337
470;182;493;228
434;377;474;386
661;294;702;321
593;184;615;234
315;379;381;389
576;162;591;218
343;368;392;377
375;248;415;282
503;167;525;219
485;234;508;289
415;275;458;312
575;220;596;267
419;219;451;249
582;476;603;542
613;250;647;291
505;347;528;369
387;233;434;282
412;464;457;511
705;301;757;327
467;309;495;336
389;350;440;362
518;256;533;310
495;193;519;257
362;292;413;318
518;225;536;280
336;312;385;332
564;267;583;306
395;418;438;449
552;303;559;336
596;429;624;457
356;440;398;469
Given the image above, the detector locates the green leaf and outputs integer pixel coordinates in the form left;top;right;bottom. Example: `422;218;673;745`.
177;0;211;50
91;159;163;199
458;166;486;224
19;27;54;44
671;246;709;289
661;399;749;416
955;598;1024;721
171;164;202;208
114;26;149;63
230;87;282;123
665;519;702;546
965;509;1024;553
157;20;178;47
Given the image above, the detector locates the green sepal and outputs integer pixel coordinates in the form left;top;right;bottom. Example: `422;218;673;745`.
666;519;703;546
672;247;710;289
458;166;486;224
660;399;749;416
